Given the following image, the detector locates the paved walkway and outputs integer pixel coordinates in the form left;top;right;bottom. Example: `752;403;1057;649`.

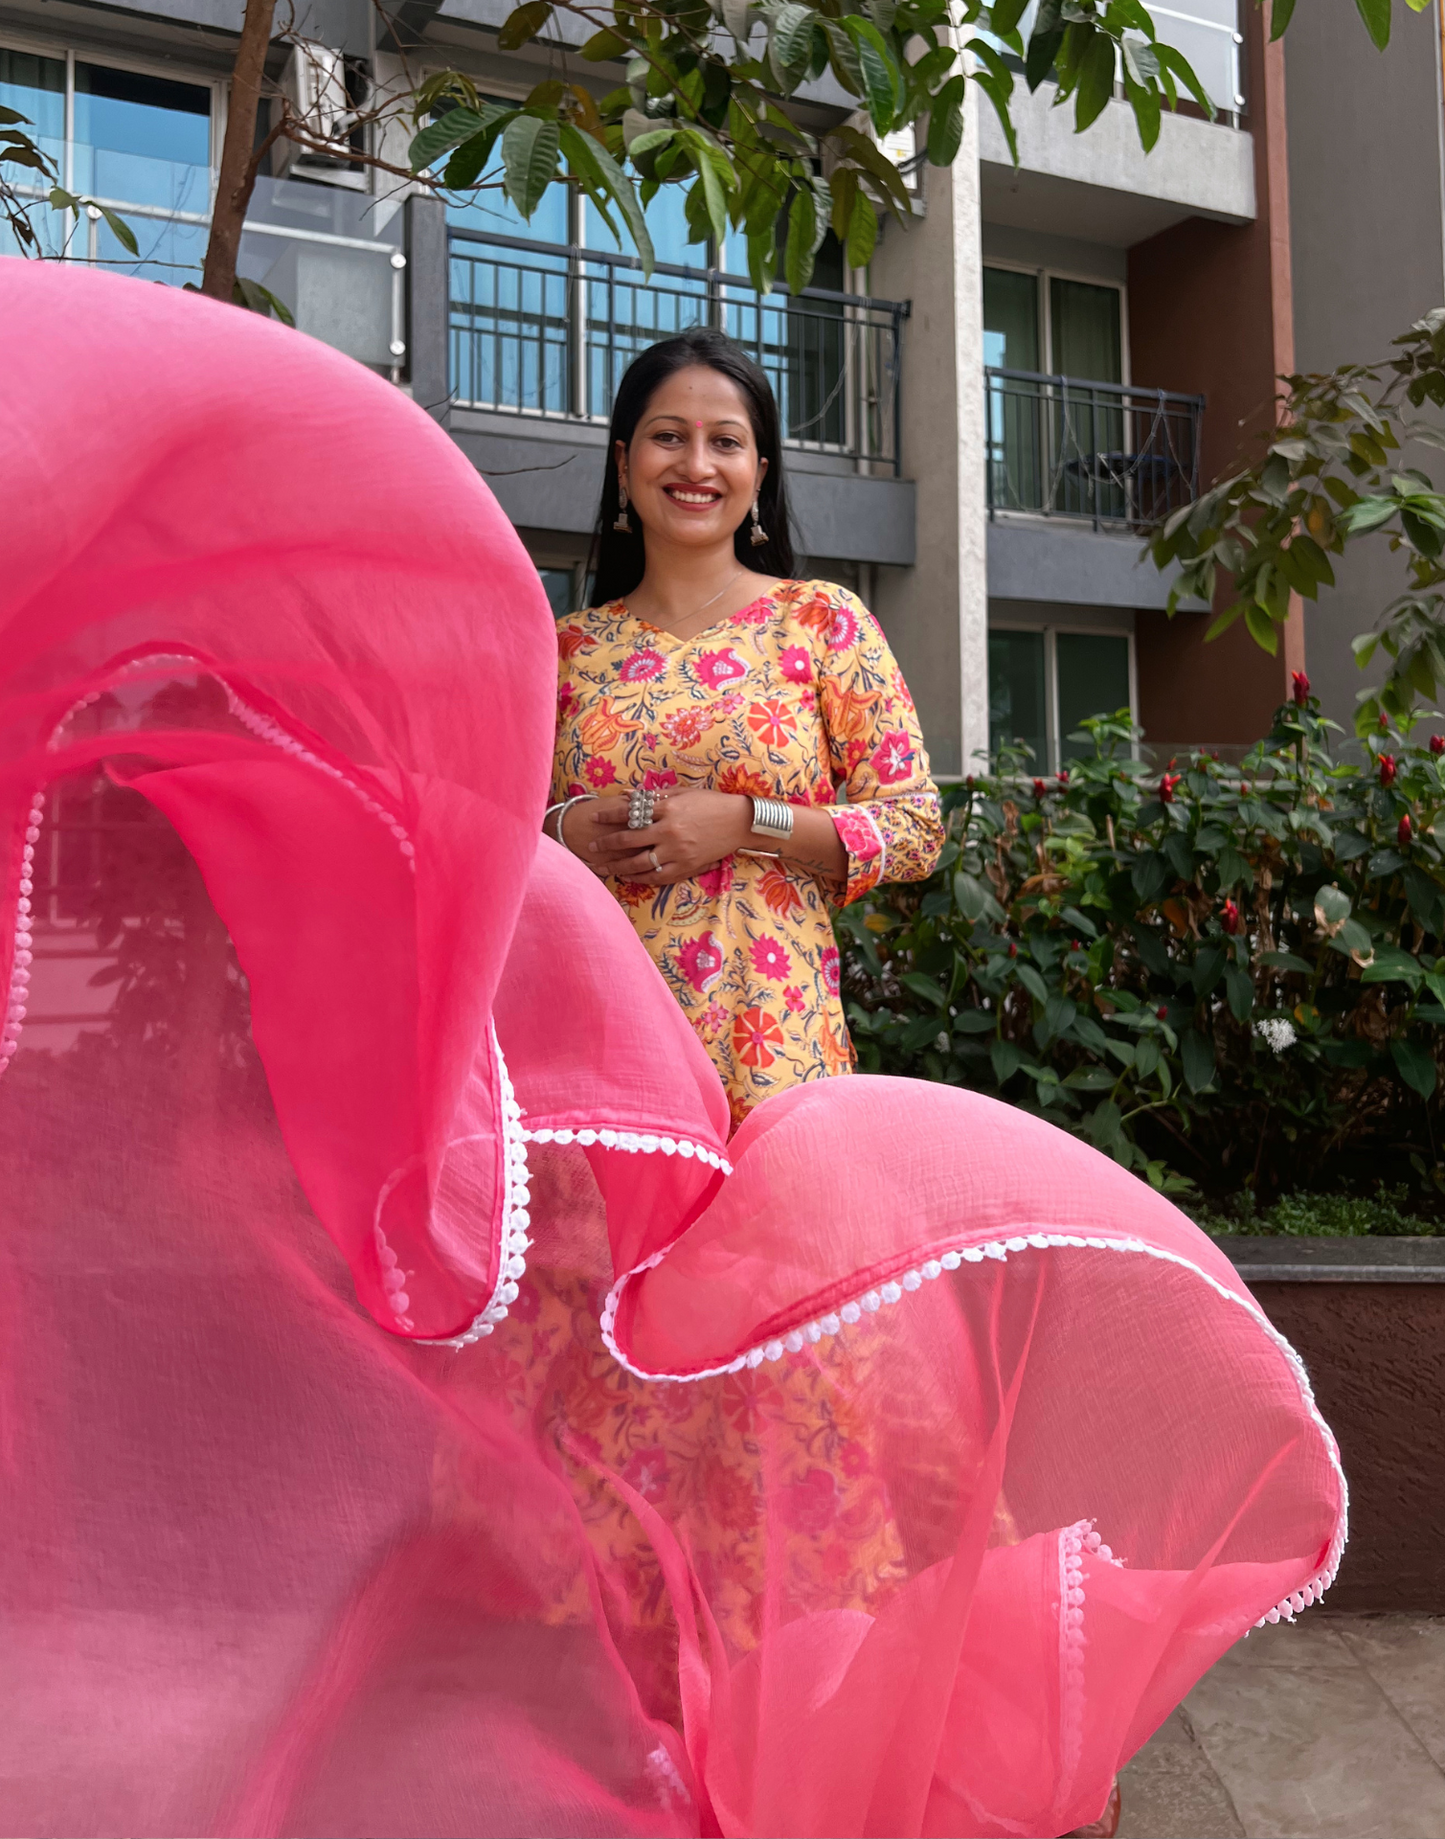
1118;1615;1445;1839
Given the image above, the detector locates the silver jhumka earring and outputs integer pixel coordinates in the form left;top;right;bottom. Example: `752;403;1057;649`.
613;479;632;534
750;496;768;547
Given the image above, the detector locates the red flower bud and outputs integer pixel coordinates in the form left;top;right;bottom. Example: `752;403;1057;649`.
1379;753;1397;788
1007;941;1018;958
1291;670;1310;706
1380;712;1391;732
1221;898;1241;934
1432;736;1445;757
1032;778;1046;798
965;774;976;787
1156;1005;1169;1021
1399;812;1413;848
1057;769;1070;785
1159;772;1182;803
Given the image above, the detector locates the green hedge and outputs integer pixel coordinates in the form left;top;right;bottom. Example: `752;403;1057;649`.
838;694;1445;1215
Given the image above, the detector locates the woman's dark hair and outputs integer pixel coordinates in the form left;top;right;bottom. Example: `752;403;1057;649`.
589;327;797;603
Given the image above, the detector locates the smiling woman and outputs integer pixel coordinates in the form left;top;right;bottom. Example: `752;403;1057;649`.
545;328;945;1124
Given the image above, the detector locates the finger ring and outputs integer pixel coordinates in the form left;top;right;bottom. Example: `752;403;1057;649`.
648;849;661;872
628;787;656;831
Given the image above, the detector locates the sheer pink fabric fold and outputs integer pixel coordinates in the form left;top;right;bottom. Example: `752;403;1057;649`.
0;265;1344;1839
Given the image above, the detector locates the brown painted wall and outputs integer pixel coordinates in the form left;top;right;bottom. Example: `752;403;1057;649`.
1250;1283;1445;1613
1127;3;1305;754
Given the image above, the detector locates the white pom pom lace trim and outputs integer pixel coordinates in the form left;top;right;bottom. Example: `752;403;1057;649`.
416;1032;532;1349
2;650;417;1084
520;1123;731;1173
598;1229;1348;1629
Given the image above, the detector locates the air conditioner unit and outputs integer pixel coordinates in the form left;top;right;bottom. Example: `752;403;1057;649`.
273;43;361;183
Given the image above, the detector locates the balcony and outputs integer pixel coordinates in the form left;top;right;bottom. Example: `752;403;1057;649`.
985;367;1204;533
447;228;909;473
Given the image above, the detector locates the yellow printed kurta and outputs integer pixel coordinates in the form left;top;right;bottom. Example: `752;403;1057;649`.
552;579;944;1122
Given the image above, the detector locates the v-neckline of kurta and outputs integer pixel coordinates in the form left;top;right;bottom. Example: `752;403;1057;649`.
611;586;784;649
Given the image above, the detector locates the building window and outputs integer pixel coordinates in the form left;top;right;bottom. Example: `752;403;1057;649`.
0;45;213;281
983;265;1124;384
537;567;579;619
989;624;1134;771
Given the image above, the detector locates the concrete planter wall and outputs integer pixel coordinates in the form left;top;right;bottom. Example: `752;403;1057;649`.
1218;1236;1445;1613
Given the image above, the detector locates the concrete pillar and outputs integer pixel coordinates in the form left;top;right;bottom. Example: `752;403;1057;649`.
871;89;988;780
406;192;450;426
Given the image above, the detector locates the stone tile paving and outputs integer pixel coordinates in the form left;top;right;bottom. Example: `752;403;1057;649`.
1118;1616;1445;1839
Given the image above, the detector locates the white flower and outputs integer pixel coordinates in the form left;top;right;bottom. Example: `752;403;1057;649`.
1254;1018;1297;1055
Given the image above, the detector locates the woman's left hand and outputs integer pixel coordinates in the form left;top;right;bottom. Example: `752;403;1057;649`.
584;790;753;886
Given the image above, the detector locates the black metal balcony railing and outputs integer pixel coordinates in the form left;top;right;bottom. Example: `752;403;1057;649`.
985;367;1204;531
448;227;908;473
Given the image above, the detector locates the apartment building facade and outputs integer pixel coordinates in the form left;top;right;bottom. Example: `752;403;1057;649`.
3;0;1442;776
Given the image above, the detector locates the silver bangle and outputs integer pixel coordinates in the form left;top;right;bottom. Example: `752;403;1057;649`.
749;795;794;840
545;791;597;848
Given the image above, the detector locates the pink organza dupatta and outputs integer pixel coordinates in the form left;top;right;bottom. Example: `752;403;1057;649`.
0;264;1344;1839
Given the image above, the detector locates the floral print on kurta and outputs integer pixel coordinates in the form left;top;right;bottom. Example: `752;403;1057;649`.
552;579;944;1122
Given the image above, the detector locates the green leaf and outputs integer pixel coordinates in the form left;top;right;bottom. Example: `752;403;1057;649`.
844;183;877;269
1071;1014;1110;1055
1133;1036;1161;1080
1225;962;1254;1022
831;125;912;224
682;128;733;251
1392;1035;1437;1098
1260;950;1314;974
1244;603;1281;655
1154;42;1216;117
0;104;32;126
501;112;560;219
783;181;823;292
1361;946;1424;988
581;25;631;59
1130;851;1169;902
443;109;516;188
1015;962;1049;1004
1180;1028;1217;1093
990;1038;1024;1084
1192;942;1227;997
497;1;552;49
899;971;947;1009
1025;12;1064;90
1042;992;1077;1041
925;74;966;165
953;1009;997;1035
98;205;137;255
953;869;991;921
1269;0;1297;36
1354;0;1392;48
1314;883;1352;931
409;106;490;172
843;16;903;132
770;1;817;73
1085;1100;1124;1147
1074;29;1116;132
232;276;295;324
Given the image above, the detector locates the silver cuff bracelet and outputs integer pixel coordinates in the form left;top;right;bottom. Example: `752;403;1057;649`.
749;795;795;840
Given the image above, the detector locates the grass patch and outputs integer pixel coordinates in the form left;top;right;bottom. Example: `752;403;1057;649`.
1197;1185;1439;1238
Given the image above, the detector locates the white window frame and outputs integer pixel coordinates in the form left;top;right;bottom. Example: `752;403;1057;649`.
0;30;223;193
982;257;1131;385
988;615;1138;774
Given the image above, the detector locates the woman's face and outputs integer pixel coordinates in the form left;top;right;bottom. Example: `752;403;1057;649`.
616;365;767;553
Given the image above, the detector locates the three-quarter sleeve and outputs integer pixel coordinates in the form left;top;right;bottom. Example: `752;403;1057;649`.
814;589;945;904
